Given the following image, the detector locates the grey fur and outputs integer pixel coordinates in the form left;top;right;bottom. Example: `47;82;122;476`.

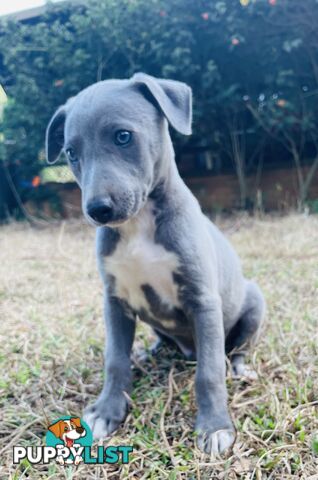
46;73;266;455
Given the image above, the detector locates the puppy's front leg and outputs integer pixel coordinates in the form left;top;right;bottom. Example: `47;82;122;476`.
84;293;135;440
192;296;235;455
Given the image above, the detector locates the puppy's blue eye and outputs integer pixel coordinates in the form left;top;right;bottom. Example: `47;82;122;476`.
66;148;78;163
114;130;132;146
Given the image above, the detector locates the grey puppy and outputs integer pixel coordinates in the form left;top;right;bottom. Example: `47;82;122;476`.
46;73;265;455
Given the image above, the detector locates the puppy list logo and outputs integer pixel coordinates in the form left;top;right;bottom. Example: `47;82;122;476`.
13;416;133;466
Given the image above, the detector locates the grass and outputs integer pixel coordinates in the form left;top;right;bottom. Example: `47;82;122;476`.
0;213;318;479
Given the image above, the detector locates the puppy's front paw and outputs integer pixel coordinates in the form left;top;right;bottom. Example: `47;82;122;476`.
74;455;83;465
196;428;235;455
83;393;128;440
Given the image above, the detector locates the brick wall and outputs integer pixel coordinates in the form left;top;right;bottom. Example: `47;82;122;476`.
26;166;318;218
186;166;318;211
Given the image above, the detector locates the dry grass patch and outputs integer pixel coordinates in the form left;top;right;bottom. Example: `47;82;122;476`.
0;214;317;479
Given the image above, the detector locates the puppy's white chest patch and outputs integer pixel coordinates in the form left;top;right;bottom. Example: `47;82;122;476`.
105;202;180;314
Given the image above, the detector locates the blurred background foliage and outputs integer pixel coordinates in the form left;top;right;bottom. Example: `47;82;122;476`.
0;0;318;216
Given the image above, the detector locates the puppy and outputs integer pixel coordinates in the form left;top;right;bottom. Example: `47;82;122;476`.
46;73;265;454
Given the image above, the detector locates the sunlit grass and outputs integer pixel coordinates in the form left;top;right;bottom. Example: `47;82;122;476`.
0;214;317;478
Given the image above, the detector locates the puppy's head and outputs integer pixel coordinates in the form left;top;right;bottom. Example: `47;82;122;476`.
48;417;86;447
45;73;192;227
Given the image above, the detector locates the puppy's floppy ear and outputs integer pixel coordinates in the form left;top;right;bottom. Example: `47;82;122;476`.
45;106;67;165
48;420;63;439
70;417;81;428
132;72;192;135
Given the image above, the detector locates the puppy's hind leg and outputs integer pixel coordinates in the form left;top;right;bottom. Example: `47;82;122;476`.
226;280;265;380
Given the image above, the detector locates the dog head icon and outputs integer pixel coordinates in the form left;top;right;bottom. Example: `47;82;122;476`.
48;417;86;448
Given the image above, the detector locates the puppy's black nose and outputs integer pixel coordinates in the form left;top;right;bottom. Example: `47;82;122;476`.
76;426;85;434
87;199;113;224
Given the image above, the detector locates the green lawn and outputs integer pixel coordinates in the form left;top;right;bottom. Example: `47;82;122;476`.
0;214;317;479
